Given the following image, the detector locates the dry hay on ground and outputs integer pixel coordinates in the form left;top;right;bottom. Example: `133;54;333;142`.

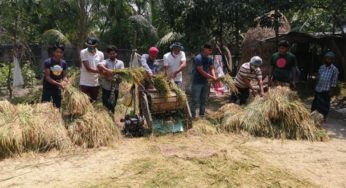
220;87;328;141
207;103;242;124
189;119;218;136
66;108;121;148
62;83;92;116
0;101;71;157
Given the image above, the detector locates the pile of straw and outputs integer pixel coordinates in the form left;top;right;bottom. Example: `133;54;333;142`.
66;108;121;148
207;103;242;124
62;83;92;115
221;87;328;141
217;74;239;94
62;82;121;148
190;119;218;135
0;101;71;157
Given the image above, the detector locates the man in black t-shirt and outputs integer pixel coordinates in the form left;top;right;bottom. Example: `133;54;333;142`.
41;44;68;108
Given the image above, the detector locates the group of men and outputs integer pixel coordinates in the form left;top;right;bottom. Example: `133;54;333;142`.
42;37;125;113
138;42;216;119
231;40;339;120
42;38;339;121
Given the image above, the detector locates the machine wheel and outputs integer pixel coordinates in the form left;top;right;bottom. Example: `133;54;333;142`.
140;92;153;130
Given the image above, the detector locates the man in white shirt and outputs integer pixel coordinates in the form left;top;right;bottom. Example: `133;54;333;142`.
79;37;104;102
163;42;186;88
97;45;124;112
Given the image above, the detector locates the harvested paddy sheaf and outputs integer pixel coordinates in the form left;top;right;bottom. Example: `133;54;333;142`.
169;79;187;106
217;74;239;94
112;67;147;85
66;108;121;148
0;101;71;157
63;83;92;115
152;74;170;97
215;87;328;141
62;83;121;148
207;103;242;124
190;119;218;135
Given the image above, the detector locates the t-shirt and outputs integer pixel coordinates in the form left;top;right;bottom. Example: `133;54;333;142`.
271;52;297;83
98;59;125;90
43;58;67;91
141;54;158;75
192;54;213;85
80;48;104;86
235;62;262;88
163;51;186;82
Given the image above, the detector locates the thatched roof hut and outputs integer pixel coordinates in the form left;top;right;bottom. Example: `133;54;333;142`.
240;11;291;76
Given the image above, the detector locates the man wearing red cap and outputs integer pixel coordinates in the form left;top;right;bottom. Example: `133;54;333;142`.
141;47;159;77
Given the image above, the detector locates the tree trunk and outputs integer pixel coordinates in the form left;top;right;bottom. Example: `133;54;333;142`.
78;0;87;52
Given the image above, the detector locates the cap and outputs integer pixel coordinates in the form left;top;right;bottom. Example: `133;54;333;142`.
169;42;184;50
250;56;263;67
149;47;159;56
324;51;335;58
85;37;98;46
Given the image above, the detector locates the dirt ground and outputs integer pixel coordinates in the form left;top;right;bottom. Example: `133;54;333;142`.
0;94;346;187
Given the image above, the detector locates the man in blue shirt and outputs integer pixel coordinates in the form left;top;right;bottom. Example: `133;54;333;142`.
311;51;339;120
190;43;217;119
41;43;68;108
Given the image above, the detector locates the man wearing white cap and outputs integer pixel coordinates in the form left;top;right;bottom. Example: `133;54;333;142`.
163;42;187;88
79;36;104;102
42;43;67;108
230;56;264;105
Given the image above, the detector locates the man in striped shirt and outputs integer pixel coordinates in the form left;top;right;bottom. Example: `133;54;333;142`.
311;51;339;120
230;56;264;105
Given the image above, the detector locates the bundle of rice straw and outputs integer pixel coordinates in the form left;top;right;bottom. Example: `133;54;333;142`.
63;83;92;116
152;74;170;97
207;103;242;124
0;101;71;157
221;87;328;141
311;111;324;129
113;67;147;85
190;119;218;135
218;74;238;94
169;80;187;107
66;108;121;148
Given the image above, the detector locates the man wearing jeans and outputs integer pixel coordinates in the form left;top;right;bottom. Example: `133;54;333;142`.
190;43;217;119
